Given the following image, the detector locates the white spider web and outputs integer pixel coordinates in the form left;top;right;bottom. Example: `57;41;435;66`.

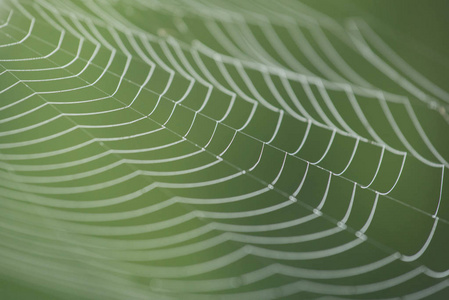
0;0;449;299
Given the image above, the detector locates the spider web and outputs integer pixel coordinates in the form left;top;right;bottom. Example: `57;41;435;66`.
0;0;448;299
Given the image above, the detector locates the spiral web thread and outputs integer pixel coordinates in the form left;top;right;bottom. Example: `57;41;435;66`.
0;0;449;299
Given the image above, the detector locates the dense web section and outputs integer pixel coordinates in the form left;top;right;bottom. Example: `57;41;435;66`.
0;0;449;299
